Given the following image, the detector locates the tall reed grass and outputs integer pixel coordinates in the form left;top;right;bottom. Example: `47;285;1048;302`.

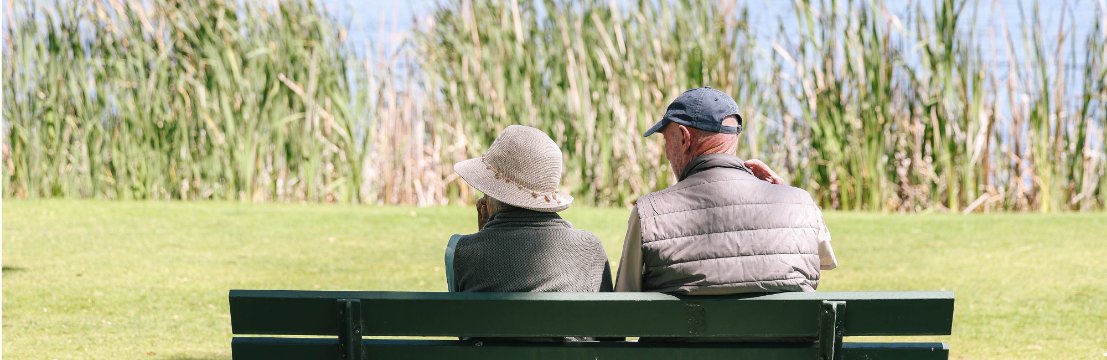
3;0;1106;212
4;0;362;202
415;0;758;205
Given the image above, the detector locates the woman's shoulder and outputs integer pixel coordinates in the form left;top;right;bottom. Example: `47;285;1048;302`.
570;228;601;241
562;228;605;250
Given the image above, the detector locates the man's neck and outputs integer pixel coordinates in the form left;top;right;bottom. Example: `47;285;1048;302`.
696;144;737;156
678;153;750;181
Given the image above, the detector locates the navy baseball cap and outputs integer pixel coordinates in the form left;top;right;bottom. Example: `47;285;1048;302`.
644;87;743;137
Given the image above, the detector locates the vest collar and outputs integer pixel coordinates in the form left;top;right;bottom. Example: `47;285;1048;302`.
678;153;753;181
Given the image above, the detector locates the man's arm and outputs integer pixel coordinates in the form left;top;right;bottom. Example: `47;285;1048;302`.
614;207;644;292
816;209;838;270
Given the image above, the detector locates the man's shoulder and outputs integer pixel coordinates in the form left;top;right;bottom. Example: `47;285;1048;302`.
757;182;819;203
645;176;818;205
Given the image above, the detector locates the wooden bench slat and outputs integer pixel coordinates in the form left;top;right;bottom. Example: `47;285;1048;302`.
229;290;953;338
232;338;948;360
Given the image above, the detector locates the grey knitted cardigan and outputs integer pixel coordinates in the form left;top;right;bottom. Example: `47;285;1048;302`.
452;206;613;292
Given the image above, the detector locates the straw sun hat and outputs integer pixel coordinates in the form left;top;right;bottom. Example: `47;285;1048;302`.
453;125;573;212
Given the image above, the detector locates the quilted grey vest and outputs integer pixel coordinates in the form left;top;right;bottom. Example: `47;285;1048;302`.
636;154;823;294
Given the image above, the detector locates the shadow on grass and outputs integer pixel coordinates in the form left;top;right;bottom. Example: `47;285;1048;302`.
2;265;27;274
163;353;227;360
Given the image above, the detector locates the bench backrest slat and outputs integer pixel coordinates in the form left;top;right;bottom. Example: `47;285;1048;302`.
229;291;953;338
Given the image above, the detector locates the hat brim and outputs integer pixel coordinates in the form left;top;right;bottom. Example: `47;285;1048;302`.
643;118;669;137
454;158;573;212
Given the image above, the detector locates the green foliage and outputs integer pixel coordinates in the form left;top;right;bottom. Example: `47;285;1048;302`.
3;200;1106;358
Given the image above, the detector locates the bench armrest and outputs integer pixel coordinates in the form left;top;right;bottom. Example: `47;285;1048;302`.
445;234;462;292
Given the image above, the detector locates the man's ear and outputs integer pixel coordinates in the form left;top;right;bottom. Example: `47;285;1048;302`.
677;124;693;150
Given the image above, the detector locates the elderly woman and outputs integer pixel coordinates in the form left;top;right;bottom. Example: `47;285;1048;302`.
445;125;612;293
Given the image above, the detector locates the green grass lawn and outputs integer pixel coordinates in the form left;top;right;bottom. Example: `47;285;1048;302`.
3;200;1105;359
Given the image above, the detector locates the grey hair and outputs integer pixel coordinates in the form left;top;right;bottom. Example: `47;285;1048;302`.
485;196;515;213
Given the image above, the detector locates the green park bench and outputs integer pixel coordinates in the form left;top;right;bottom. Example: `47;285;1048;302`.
229;289;954;359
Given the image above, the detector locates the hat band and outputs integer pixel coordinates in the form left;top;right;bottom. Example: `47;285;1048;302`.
480;157;565;205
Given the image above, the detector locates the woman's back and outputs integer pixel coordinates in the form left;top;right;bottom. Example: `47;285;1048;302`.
451;206;612;293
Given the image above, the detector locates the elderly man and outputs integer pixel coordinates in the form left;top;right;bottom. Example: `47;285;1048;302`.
615;87;837;294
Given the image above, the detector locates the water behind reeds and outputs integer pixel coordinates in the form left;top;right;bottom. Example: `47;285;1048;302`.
3;0;1105;212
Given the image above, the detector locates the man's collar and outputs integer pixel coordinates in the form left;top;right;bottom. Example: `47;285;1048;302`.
678;153;753;181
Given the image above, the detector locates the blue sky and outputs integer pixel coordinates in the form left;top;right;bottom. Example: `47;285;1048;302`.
322;0;1102;48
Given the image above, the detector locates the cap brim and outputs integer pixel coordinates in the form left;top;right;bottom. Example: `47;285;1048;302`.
643;118;668;137
454;158;573;212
